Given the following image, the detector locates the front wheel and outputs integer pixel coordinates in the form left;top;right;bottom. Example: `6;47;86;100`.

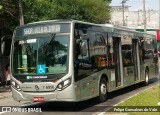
98;77;108;102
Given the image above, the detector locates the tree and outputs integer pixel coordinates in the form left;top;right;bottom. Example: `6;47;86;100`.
19;0;24;25
23;0;56;23
0;5;2;10
23;0;111;24
0;0;19;37
0;0;112;37
53;0;111;23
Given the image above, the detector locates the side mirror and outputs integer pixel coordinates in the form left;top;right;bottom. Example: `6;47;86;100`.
1;35;12;56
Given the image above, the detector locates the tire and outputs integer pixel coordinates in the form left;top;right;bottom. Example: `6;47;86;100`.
144;70;149;85
98;77;108;102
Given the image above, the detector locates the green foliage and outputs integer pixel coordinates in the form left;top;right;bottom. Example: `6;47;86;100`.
53;0;110;23
0;0;19;36
0;0;111;37
0;5;3;10
23;0;56;23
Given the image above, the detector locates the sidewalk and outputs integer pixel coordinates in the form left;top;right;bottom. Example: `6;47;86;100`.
0;86;10;92
0;90;12;99
0;82;12;99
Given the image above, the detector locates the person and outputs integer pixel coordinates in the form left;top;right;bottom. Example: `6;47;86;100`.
4;64;10;86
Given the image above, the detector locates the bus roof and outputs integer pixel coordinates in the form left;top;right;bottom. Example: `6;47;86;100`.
15;19;156;40
16;19;113;28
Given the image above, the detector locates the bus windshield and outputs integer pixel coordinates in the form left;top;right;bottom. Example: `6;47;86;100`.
13;34;69;75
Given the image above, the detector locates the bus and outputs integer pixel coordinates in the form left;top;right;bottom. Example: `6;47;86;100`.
8;20;159;103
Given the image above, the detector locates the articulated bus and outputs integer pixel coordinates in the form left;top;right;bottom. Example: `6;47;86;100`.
9;20;159;103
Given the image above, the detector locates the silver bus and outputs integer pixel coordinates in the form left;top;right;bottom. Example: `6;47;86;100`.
10;20;159;102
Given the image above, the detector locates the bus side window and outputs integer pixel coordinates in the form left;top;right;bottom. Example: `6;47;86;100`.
122;44;132;66
93;33;107;68
77;40;91;67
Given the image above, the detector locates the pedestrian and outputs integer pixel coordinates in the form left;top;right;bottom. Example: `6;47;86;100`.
4;64;10;86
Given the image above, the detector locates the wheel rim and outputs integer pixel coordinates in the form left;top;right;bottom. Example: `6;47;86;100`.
100;83;107;95
146;73;149;83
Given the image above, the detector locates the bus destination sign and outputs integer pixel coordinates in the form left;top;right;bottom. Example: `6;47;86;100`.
23;25;60;35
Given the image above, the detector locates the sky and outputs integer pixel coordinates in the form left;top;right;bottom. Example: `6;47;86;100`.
110;0;159;11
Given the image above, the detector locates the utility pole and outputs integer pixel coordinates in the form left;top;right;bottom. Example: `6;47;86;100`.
125;16;128;26
143;0;147;33
137;10;140;26
19;0;24;25
121;0;128;26
159;0;160;28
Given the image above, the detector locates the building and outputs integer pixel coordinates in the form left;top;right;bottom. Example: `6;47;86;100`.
110;6;159;29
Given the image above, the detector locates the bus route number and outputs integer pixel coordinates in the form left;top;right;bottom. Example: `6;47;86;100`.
43;85;54;90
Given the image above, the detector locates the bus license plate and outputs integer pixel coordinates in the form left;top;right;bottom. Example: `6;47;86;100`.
33;97;44;102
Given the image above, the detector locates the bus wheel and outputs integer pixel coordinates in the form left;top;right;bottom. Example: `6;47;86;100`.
98;77;108;102
144;70;149;85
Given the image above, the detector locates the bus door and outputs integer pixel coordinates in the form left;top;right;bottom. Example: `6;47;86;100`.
113;37;123;87
132;39;140;81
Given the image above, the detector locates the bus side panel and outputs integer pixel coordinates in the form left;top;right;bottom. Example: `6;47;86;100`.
77;71;102;101
143;39;158;78
123;66;135;86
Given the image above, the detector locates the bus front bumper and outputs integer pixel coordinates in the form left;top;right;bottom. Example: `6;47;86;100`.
11;85;76;102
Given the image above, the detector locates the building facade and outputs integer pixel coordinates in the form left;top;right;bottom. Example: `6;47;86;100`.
110;6;159;29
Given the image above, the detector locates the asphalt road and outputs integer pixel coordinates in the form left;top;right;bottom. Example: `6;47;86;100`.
0;77;159;115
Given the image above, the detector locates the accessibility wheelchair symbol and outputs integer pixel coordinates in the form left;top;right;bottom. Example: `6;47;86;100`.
37;64;46;74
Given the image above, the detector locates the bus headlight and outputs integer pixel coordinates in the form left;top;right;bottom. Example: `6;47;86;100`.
56;78;71;91
11;80;21;91
11;81;16;86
